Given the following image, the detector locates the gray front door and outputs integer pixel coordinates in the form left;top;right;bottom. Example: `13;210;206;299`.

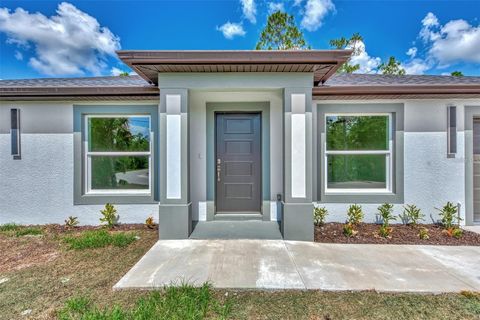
215;113;262;213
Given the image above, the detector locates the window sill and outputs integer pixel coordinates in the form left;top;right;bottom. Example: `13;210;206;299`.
320;191;402;204
75;193;157;205
324;190;393;195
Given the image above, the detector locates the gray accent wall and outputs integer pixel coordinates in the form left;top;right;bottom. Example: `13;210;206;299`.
189;90;284;222
316;103;405;204
73;105;159;205
465;105;480;225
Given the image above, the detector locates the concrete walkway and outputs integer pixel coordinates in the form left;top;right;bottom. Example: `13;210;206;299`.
114;240;480;293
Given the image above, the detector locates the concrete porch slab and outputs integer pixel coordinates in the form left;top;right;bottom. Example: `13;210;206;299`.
115;240;480;293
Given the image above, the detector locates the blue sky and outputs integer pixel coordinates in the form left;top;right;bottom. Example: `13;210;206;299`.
0;0;479;79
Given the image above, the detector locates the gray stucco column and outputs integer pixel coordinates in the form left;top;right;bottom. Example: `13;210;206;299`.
158;88;192;239
281;88;314;241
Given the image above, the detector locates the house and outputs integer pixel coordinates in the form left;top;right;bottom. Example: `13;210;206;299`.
1;50;480;241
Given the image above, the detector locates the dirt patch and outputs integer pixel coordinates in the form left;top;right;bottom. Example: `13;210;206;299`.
0;235;60;273
0;224;157;274
315;223;480;245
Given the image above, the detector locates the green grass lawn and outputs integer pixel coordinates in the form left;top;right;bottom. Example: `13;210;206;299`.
0;225;479;319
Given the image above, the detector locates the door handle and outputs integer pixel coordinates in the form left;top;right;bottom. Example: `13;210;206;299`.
216;159;221;182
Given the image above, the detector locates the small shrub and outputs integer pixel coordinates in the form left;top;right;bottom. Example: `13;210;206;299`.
451;228;463;239
436;202;461;229
401;204;424;225
145;216;156;229
346;204;363;225
343;223;357;238
63;230;136;250
378;203;396;226
378;225;393;238
377;203;396;238
443;227;463;239
418;227;430;240
64;216;79;229
100;203;119;228
313;206;328;226
15;227;43;237
0;223;19;232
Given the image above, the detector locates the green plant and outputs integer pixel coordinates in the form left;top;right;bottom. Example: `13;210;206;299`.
343;223;357;238
436;202;461;229
451;228;463;239
64;216;79;229
15;227;43;237
58;283;231;319
346;204;363;225
377;203;396;238
418;227;430;240
378;225;393;238
0;223;19;232
63;230;136;250
100;203;119;228
378;203;396;227
402;204;424;225
442;227;464;239
313;206;328;226
145;216;156;229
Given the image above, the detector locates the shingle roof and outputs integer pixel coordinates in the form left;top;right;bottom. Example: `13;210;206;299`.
324;73;480;86
0;75;150;88
2;73;479;89
1;73;480;101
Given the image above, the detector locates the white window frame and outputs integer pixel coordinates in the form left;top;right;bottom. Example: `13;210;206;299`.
84;114;152;195
324;113;393;194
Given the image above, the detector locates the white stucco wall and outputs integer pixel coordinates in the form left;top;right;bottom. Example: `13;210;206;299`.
314;99;480;225
1;97;480;226
0;101;158;225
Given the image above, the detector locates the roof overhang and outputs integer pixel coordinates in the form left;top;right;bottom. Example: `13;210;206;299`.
116;50;352;86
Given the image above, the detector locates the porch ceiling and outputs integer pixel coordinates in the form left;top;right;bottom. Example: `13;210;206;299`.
116;50;352;86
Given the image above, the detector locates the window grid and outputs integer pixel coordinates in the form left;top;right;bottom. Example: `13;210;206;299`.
324;113;393;194
84;115;152;195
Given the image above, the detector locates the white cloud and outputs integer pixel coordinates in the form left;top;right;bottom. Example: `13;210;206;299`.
240;0;256;24
268;2;285;13
406;47;417;58
401;58;431;75
0;2;121;76
293;0;304;6
14;50;22;60
300;0;335;32
348;40;381;74
217;22;246;39
417;12;480;67
110;67;123;76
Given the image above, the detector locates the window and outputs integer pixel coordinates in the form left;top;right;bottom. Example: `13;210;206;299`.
324;114;392;193
85;115;152;194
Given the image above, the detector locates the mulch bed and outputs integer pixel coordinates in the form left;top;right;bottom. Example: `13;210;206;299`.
315;223;480;246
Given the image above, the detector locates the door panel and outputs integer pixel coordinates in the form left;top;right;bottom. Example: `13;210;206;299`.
216;113;261;213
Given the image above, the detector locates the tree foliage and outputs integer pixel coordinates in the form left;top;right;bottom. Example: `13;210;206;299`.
329;33;364;73
255;11;309;50
451;71;464;77
379;56;406;75
90;118;149;189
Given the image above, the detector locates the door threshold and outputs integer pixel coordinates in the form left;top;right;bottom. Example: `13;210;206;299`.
214;213;263;221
